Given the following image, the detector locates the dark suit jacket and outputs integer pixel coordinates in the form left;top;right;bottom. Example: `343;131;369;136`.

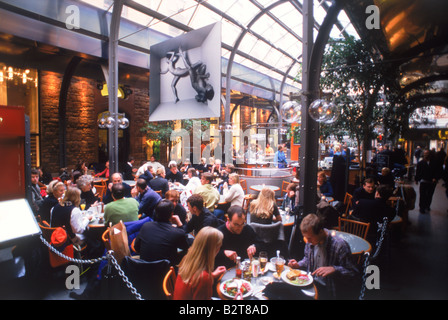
123;163;134;180
103;182;132;204
134;221;189;266
352;198;395;243
149;176;169;198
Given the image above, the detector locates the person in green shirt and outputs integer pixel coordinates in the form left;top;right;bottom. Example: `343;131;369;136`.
194;172;220;213
104;183;139;226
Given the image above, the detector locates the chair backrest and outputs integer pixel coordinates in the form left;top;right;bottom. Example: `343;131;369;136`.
280;180;289;197
118;257;170;300
101;228;111;251
155;190;162;196
38;221;56;241
240;179;247;194
338;217;370;240
95;185;106;201
250;221;285;243
38;221;73;268
163;266;177;300
344;192;353;216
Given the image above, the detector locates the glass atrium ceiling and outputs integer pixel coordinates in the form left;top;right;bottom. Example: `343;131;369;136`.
82;0;359;96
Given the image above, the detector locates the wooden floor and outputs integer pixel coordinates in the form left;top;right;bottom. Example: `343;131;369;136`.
1;181;447;300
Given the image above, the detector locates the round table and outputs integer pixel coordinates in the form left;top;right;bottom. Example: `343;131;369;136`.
331;230;371;255
216;264;316;300
250;185;280;193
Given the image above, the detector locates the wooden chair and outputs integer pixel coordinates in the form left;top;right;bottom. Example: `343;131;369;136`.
38;221;86;268
240;179;248;194
276;180;290;205
155;190;162;196
163;266;177;300
343;192;353;216
338;217;370;240
101;228;111;251
95;185;106;201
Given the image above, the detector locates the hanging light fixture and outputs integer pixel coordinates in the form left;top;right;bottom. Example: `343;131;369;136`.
98;111;130;129
309;95;340;124
280;100;302;123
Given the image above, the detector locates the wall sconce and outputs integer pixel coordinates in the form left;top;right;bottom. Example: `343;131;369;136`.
98;83;132;100
98;112;129;129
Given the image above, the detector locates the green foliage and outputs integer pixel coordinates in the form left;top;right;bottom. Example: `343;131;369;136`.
318;36;403;146
140;119;211;143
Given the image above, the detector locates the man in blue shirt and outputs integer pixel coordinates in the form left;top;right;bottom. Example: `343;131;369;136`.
274;145;287;168
132;178;162;219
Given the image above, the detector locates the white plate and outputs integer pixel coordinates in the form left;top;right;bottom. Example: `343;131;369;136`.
281;270;313;287
265;262;276;272
220;279;252;299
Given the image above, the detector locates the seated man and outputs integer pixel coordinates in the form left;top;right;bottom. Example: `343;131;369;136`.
134;200;189;266
215;206;260;268
138;164;154;185
165;190;187;225
132;178;162;219
184;194;221;236
288;214;360;300
104;183;139;226
352;178;376;206
166;161;184;185
30;168;44;215
102;173;132;204
193;172;220;214
149;167;169;198
352;184;395;245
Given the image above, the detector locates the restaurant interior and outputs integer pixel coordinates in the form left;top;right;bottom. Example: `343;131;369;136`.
0;0;447;302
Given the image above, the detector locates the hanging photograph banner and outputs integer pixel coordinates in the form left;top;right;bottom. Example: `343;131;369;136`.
148;22;221;122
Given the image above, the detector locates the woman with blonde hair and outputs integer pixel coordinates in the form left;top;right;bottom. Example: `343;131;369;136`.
249;187;282;224
50;186;92;245
39;180;66;223
174;227;226;300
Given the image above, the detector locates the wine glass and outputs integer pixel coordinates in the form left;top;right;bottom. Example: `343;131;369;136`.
285;207;291;222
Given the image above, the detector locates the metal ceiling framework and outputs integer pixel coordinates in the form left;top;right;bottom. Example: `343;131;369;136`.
342;0;448;120
104;0;351;172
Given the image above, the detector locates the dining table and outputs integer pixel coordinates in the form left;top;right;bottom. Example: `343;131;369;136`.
249;184;280;193
215;260;316;300
330;230;372;255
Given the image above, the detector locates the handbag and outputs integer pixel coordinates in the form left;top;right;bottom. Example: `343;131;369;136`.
108;221;131;265
49;227;74;268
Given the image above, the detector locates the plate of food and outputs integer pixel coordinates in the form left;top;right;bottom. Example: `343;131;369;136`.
281;269;313;287
220;279;252;299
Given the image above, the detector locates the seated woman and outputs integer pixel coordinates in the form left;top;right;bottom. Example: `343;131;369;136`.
180;168;202;211
94;160;109;179
40;180;66;223
50;186;93;246
317;171;334;198
281;182;298;212
76;175;99;210
249;187;282;224
214;173;245;220
173;227;226;300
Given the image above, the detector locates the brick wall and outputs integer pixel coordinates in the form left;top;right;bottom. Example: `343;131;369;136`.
39;71;150;175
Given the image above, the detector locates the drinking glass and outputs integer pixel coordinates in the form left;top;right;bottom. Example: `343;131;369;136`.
270;256;285;280
259;251;268;273
80;199;86;211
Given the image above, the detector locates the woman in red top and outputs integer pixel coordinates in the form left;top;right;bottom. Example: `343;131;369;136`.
173;227;226;300
95;161;109;179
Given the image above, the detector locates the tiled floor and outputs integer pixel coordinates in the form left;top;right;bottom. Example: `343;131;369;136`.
1;181;447;300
